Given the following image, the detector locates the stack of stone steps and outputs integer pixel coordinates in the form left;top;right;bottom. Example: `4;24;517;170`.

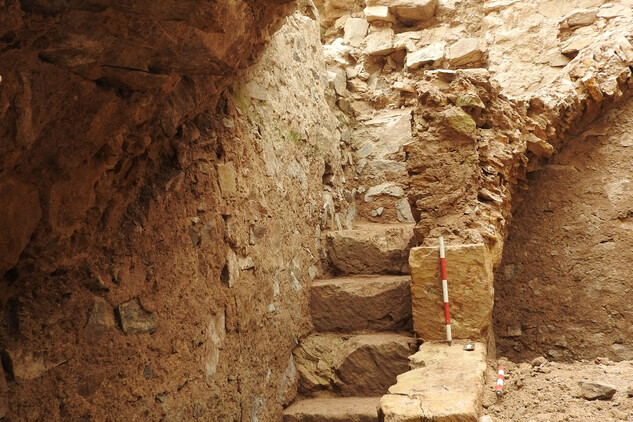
283;223;417;422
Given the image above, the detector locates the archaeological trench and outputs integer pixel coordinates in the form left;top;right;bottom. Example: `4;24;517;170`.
3;0;633;421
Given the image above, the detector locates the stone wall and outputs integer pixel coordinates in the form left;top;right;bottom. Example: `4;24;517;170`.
0;7;351;420
494;98;633;362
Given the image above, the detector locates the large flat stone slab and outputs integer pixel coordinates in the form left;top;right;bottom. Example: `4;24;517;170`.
380;341;487;422
311;275;412;332
326;223;415;275
366;0;437;22
409;243;493;341
283;397;380;422
294;333;416;396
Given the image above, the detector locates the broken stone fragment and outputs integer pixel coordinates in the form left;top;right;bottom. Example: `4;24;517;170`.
478;188;503;203
364;182;405;202
448;38;484;67
216;162;237;197
395;198;415;223
445;107;477;136
328;68;347;96
582;74;604;102
525;133;554;158
364;6;396;23
84;297;115;340
84;270;108;291
223;249;240;287
205;309;226;382
238;257;255;270
362;27;396;56
597;3;631;19
343;18;369;48
561;36;593;56
579;382;616;400
564;9;598;27
455;92;485;109
406;42;445;69
117;299;158;335
367;0;437;23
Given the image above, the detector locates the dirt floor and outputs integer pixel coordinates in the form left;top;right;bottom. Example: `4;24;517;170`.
483;357;633;421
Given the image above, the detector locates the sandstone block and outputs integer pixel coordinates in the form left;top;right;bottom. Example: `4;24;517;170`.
344;18;369;48
381;341;487;422
310;275;412;332
326;223;415;275
406;42;445;69
448;38;484;67
283;397;380;422
409;243;493;341
117;299;158;335
294;333;416;396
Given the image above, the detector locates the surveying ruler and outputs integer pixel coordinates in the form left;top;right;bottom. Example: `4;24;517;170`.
439;236;452;346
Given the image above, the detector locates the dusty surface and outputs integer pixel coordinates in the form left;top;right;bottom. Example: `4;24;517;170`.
382;341;487;422
495;96;633;362
483;357;633;421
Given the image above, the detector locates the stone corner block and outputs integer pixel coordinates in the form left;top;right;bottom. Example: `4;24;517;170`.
409;243;493;341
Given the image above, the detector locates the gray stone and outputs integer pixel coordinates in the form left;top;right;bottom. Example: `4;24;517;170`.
579;382;617;400
343;18;369;48
364;182;405;202
238;256;255;270
395;198;415;223
357;142;374;159
406;42;445;69
118;299;158;335
278;355;298;406
370;207;384;217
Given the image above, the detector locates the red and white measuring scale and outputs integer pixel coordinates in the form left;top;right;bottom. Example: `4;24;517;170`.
439;236;452;346
496;366;505;397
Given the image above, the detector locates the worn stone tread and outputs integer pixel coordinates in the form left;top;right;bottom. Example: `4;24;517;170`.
326;223;415;275
311;275;411;332
295;333;417;397
283;397;380;422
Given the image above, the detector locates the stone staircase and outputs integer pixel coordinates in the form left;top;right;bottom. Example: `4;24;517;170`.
283;222;417;421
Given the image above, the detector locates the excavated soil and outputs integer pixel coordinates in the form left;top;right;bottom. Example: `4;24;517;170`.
483;357;633;421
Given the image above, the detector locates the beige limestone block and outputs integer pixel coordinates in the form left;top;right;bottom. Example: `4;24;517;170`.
367;0;437;22
364;6;397;23
363;27;396;56
406;42;445;69
381;341;486;422
409;244;494;341
564;9;598;27
343;18;369;48
448;38;484;66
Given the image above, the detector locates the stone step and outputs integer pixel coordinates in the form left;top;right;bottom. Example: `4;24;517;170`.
325;223;415;275
283;397;380;422
311;275;412;332
294;333;417;397
380;341;487;422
